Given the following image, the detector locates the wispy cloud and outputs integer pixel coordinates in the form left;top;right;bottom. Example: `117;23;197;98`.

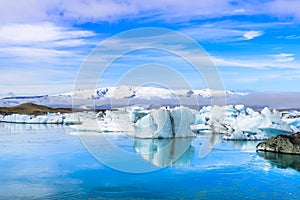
212;54;298;69
285;35;300;39
179;19;297;43
266;0;300;21
181;22;264;42
243;30;263;40
0;0;239;23
1;0;300;24
0;23;95;45
272;53;295;62
0;23;95;65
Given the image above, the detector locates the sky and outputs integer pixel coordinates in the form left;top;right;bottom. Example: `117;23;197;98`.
0;0;300;97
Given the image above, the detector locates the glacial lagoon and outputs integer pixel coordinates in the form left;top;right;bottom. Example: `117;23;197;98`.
1;123;300;199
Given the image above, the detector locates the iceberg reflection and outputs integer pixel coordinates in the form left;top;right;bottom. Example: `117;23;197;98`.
229;140;259;153
257;151;300;172
134;137;194;167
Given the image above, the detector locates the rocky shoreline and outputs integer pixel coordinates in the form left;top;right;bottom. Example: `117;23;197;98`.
256;132;300;154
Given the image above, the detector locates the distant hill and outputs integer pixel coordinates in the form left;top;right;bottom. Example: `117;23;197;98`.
0;103;76;115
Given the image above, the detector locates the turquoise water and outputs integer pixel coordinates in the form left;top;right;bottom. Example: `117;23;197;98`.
1;123;300;199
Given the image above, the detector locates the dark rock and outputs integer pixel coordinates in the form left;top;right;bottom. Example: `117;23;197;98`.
256;132;300;154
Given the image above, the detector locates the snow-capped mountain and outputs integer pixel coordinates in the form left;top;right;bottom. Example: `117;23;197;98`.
65;85;247;100
2;86;300;109
0;86;247;109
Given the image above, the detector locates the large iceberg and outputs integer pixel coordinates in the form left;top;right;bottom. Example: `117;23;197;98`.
134;106;195;138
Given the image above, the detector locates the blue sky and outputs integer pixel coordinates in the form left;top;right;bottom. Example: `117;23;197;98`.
0;0;300;97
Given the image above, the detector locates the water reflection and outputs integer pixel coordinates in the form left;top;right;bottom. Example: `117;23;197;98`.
257;151;300;172
198;133;221;158
134;137;194;167
229;140;259;153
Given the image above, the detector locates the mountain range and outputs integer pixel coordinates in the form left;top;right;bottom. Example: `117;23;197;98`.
1;86;300;109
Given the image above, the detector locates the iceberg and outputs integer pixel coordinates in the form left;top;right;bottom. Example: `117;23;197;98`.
282;110;300;129
69;109;135;133
134;106;195;138
0;113;63;124
0;113;82;125
129;107;150;123
170;106;196;137
98;108;134;132
134;107;173;138
193;105;294;140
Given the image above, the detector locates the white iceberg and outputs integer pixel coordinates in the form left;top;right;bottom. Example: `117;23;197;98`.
193;105;294;140
0;113;63;124
101;108;134;132
134;107;173;138
134;106;195;138
69;109;135;133
129;107;150;123
282;110;300;129
0;112;82;125
170;106;197;137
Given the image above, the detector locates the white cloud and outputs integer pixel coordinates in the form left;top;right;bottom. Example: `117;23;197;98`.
0;46;71;58
0;0;299;24
0;0;237;23
182;26;245;42
0;23;95;64
273;53;295;62
212;54;298;69
266;0;300;21
0;23;95;44
285;35;300;39
180;20;271;42
243;30;263;40
0;0;300;24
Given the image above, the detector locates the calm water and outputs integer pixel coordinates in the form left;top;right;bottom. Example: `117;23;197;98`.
1;123;300;199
